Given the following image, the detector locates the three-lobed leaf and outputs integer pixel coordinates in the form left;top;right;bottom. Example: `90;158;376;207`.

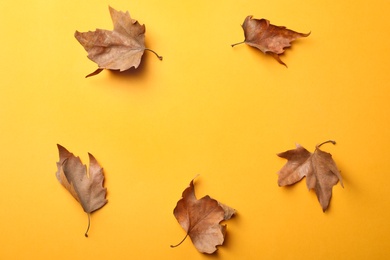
277;140;343;211
75;6;162;77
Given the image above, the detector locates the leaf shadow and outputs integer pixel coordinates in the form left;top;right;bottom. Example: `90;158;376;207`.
204;252;222;259
106;51;163;91
280;35;312;64
199;212;239;258
337;161;351;186
188;176;239;258
108;54;149;79
280;180;305;192
324;160;350;214
220;213;239;250
245;34;311;67
242;45;287;68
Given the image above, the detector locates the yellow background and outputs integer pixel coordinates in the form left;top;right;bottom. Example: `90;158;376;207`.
1;0;389;259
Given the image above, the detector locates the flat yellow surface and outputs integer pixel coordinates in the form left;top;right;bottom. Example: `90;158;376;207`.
1;0;390;259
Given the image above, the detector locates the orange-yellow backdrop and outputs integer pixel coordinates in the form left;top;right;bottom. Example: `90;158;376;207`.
1;0;390;259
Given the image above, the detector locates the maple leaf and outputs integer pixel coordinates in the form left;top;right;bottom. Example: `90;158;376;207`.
171;179;235;254
277;140;343;211
75;6;162;77
56;144;107;237
231;16;310;66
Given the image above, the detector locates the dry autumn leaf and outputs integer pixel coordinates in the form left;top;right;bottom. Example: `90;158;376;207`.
277;140;343;211
171;179;235;254
232;16;310;66
56;144;107;237
75;6;162;77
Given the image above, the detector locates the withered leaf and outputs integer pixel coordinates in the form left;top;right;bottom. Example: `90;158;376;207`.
56;144;107;236
277;140;343;211
75;6;162;77
171;179;235;254
232;16;310;66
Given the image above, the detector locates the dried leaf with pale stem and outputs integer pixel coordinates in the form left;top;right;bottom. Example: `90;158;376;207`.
75;6;162;77
56;144;107;237
232;16;310;66
171;179;235;254
277;140;343;211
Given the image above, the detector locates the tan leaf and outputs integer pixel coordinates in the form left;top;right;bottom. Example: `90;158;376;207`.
171;179;235;254
232;16;310;66
277;140;343;211
56;144;107;236
75;6;162;77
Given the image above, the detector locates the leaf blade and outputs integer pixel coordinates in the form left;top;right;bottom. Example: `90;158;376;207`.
173;179;235;254
277;142;343;211
234;16;310;66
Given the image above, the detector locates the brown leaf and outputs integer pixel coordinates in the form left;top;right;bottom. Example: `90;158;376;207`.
56;144;107;236
232;16;310;66
75;6;162;77
277;140;343;211
171;179;235;254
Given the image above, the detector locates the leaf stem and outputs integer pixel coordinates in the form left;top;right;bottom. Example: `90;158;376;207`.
85;213;91;238
231;41;245;47
170;234;188;248
317;140;336;148
145;48;163;60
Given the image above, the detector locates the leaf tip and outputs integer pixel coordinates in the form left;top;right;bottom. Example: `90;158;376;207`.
87;152;96;162
85;68;104;78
